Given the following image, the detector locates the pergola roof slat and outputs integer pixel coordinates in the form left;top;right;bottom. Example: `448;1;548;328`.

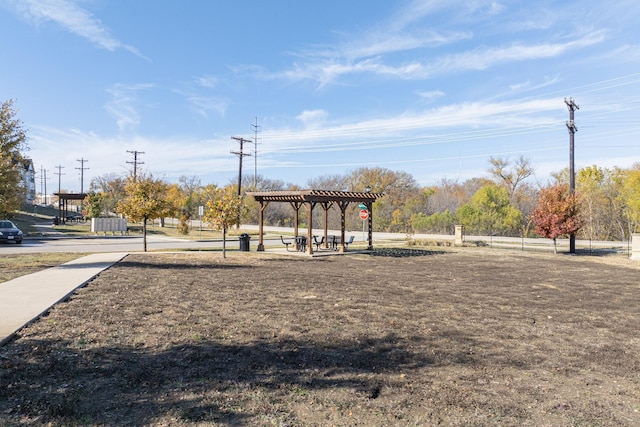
247;189;383;203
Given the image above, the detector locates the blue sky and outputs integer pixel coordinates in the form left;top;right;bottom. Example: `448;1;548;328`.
2;0;639;193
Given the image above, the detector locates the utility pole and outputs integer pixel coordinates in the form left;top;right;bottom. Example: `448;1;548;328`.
126;150;145;181
76;158;89;194
565;97;579;254
42;167;49;205
39;165;44;204
231;136;252;196
251;117;261;188
54;165;65;196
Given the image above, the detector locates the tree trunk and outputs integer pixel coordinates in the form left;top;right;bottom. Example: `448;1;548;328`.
143;218;148;252
553;237;557;254
222;226;227;258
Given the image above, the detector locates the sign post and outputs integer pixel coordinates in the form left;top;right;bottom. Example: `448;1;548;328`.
359;209;369;242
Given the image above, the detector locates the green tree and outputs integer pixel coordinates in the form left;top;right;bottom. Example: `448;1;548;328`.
89;173;127;216
0;99;28;217
531;184;582;253
202;184;247;258
84;191;105;218
410;210;456;234
456;184;523;235
116;174;171;252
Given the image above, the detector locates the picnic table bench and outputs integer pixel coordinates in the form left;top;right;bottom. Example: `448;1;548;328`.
313;235;354;251
282;235;354;252
280;236;293;251
324;235;355;250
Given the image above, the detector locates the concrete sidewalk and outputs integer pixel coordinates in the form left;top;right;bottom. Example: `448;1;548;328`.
0;252;128;345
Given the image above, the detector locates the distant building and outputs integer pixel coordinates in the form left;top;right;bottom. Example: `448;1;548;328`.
19;158;36;204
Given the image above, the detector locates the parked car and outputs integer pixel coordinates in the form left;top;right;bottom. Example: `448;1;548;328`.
0;220;23;244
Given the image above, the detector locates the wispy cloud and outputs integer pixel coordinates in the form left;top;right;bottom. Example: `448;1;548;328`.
183;95;229;118
262;98;564;150
417;90;445;101
174;76;229;118
7;0;145;58
275;29;606;86
104;83;154;132
28;125;239;184
427;31;607;73
261;1;607;87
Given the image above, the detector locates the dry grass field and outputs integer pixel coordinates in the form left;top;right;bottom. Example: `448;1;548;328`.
1;248;639;426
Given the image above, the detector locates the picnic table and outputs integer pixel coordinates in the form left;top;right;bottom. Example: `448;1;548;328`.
295;236;307;252
325;235;355;250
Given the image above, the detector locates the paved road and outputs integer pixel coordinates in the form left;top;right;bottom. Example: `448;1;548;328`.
0;235;292;254
0;222;630;255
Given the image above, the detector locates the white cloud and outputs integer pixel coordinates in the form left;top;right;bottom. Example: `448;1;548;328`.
104;83;154;132
174;76;228;118
262;98;565;150
184;95;229;118
28;126;239;188
194;75;219;89
296;109;328;128
417;90;445;101
264;3;606;88
8;0;145;57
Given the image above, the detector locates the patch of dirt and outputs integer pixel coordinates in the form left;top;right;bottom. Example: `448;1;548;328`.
1;248;640;426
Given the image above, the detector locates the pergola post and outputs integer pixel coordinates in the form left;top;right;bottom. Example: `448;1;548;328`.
366;200;374;251
306;202;314;254
290;202;302;244
322;202;332;249
257;200;268;251
339;200;348;253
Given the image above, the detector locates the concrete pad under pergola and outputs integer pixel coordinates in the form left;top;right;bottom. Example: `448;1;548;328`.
247;190;384;254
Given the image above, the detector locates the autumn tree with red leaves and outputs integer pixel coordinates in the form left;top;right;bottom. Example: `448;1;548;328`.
531;184;582;253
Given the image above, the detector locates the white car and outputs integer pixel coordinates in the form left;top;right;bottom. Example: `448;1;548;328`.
0;220;24;244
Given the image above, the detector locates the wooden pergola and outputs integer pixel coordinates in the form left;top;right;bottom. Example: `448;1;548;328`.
54;193;87;224
247;190;384;254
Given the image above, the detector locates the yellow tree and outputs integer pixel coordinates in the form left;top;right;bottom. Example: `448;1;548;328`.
623;167;640;232
165;183;188;234
116;174;170;252
577;165;606;239
202;184;247;258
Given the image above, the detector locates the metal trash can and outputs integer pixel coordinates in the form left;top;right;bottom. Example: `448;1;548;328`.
239;233;251;251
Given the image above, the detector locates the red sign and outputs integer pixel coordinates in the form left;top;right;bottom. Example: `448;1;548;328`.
359;209;369;220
